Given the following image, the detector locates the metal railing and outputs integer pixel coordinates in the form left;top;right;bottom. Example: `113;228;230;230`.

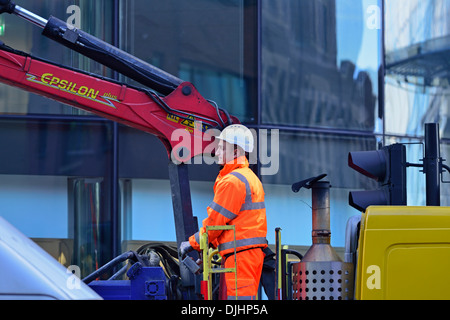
200;225;238;300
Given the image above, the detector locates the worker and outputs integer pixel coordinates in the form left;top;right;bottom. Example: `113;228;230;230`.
179;124;268;300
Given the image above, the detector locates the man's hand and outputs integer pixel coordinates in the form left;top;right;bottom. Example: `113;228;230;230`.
179;240;193;258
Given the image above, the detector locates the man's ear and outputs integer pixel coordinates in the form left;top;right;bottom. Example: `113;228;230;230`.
234;145;244;158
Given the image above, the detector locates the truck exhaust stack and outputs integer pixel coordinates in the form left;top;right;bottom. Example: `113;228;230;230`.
291;175;354;300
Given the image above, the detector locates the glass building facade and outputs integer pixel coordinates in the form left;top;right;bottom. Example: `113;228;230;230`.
0;0;449;278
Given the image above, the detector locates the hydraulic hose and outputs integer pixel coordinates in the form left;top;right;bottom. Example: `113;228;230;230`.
0;1;183;95
42;16;183;95
82;250;136;284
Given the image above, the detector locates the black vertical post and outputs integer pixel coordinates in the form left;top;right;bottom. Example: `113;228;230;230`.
111;123;120;258
168;161;199;296
275;227;281;300
379;0;386;145
168;162;198;246
424;123;441;206
110;0;121;262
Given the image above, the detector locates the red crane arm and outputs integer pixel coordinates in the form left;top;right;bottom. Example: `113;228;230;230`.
0;45;238;161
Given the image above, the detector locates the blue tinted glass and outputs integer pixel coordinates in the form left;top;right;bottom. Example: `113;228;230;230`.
261;0;380;131
385;1;450;138
0;0;113;115
119;0;257;123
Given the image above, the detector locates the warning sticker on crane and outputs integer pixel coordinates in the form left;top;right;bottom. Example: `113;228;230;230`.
166;113;212;132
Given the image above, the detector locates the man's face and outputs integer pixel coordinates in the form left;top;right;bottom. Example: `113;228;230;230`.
216;140;236;165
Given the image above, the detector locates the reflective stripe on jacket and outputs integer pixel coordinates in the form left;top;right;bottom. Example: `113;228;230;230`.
189;156;268;256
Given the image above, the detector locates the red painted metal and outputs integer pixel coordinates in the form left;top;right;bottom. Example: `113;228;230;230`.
0;47;239;161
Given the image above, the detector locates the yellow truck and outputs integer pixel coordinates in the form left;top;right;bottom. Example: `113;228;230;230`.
287;123;450;300
355;205;450;300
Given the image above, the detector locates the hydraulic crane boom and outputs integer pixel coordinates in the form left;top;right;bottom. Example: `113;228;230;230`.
0;0;238;162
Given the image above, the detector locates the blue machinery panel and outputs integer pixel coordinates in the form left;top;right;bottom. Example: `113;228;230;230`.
88;263;167;300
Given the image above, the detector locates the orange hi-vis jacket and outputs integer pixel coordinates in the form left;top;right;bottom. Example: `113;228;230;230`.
189;156;268;257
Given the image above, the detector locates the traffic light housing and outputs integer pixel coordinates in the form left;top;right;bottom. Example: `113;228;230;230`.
348;143;407;212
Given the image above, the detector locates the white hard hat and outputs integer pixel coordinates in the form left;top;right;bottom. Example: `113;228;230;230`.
217;124;254;153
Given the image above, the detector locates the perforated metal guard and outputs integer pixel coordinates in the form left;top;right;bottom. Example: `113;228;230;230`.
292;261;354;300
